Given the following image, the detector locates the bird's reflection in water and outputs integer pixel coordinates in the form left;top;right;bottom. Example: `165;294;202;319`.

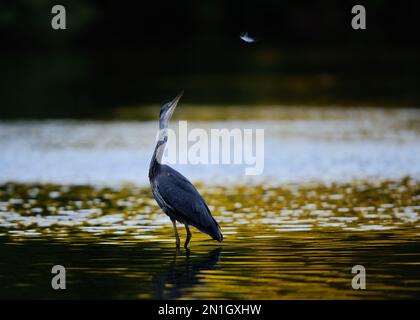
152;247;222;299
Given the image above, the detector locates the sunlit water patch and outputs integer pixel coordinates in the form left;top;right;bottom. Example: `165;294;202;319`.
1;107;420;185
0;179;419;299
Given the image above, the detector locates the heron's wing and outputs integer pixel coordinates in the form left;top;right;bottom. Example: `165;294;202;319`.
155;165;217;229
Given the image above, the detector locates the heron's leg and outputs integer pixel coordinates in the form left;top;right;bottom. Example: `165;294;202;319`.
171;218;180;248
184;224;192;249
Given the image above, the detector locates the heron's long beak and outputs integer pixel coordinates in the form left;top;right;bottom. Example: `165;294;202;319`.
170;90;183;110
172;90;184;105
168;90;184;118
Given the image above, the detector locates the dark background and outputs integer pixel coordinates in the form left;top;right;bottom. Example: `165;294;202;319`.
0;0;419;118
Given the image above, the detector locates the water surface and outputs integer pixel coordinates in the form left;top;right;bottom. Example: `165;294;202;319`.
1;107;420;185
1;179;419;299
1;107;419;299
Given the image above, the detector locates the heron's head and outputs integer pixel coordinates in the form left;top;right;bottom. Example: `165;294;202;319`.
159;91;183;129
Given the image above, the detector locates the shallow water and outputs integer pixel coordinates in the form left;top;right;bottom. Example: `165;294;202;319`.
1;107;420;299
1;107;420;186
0;179;419;299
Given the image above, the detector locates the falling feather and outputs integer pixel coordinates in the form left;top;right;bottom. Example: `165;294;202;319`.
240;32;255;43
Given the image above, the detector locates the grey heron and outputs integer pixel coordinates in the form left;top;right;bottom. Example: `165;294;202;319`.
149;92;223;248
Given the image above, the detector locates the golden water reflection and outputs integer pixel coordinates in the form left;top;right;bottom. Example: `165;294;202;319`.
0;178;419;299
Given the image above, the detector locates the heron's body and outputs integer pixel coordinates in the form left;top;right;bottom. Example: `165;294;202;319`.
149;92;223;248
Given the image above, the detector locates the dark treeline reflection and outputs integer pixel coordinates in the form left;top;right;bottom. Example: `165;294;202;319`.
2;1;419;48
0;1;419;118
0;237;222;299
0;234;419;299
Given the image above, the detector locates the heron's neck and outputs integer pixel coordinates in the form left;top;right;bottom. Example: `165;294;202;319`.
154;139;166;164
149;131;168;179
